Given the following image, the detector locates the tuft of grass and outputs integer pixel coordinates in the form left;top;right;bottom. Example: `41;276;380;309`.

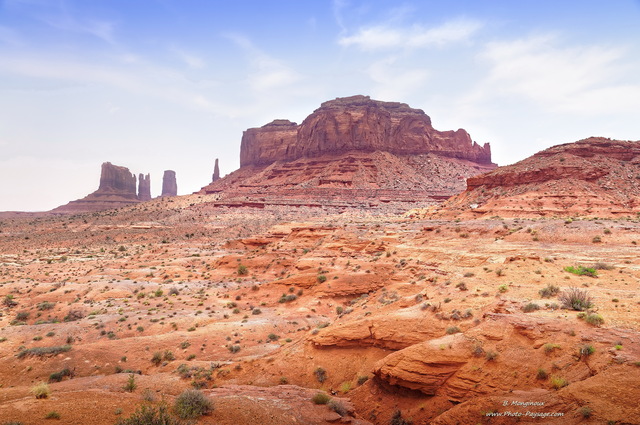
328;399;349;416
44;411;60;420
543;343;561;354
551;376;568;389
173;389;212;419
536;368;548;380
485;351;498;361
151;352;163;366
593;262;614;270
522;302;540;313
311;392;330;405
582;312;604;326
49;368;73;383
578;406;592;418
237;264;248;275
578;344;596;358
31;382;50;399
558;287;593;311
538;284;560;298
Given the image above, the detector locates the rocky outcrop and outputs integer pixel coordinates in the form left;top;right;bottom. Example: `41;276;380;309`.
436;137;640;218
52;162;141;213
212;158;220;182
200;96;496;209
240;95;492;167
138;173;151;201
161;170;177;197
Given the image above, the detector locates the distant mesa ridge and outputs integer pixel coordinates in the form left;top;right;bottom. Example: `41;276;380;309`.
240;95;492;167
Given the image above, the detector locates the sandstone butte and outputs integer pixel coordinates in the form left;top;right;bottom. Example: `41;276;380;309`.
198;95;496;210
423;136;640;218
52;163;177;213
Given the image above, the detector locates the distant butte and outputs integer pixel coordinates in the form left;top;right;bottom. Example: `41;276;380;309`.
161;170;177;197
431;137;640;218
52;162;142;213
199;95;496;210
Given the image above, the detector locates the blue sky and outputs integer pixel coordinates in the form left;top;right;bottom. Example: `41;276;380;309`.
1;0;640;211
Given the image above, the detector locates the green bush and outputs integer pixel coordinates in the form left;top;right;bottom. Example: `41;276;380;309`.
151;352;163;366
49;368;73;383
123;374;137;392
551;376;568;389
536;368;548;380
564;266;597;277
522;303;540;312
311;392;330;405
44;411;60;419
445;326;461;334
583;313;604;326
314;367;327;383
237;264;248;275
173;389;212;419
328;399;348;416
317;274;327;283
116;403;184;425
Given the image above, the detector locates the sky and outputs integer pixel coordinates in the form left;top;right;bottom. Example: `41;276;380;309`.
1;0;640;211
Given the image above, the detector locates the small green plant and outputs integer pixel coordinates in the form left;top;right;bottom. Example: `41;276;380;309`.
551;376;568;389
523;302;540;312
446;326;461;334
578;344;595;358
578;406;592;418
582;312;604;326
495;268;505;277
124;374;137;392
317;274;327;283
498;284;508;293
538;284;560;298
558;287;593;311
16;345;71;359
339;381;352;393
237;264;248;275
173;389;212;419
564;266;597;277
44;411;60;420
151;352;163;366
543;343;561;354
485;351;498;361
228;344;240;353
31;382;50;399
48;368;73;383
311;392;330;405
536;368;548;380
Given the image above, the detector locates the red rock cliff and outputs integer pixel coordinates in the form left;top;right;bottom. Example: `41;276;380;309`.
240;95;491;167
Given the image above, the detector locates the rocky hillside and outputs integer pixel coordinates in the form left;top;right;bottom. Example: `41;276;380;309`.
200;95;495;209
432;137;640;218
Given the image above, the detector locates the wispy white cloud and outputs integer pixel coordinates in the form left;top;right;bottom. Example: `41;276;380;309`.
477;34;640;114
41;14;117;44
367;56;429;100
170;46;205;69
332;0;348;33
225;33;301;92
339;18;483;51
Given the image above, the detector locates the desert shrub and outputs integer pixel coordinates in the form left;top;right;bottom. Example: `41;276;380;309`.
31;382;50;399
48;368;73;383
168;287;180;296
124;374;137;392
551;376;568;389
593;262;614;270
314;367;327;383
251;308;261;315
237;264;248;275
15;311;29;321
44;411;60;419
64;309;84;322
536;368;548;380
173;389;212;419
578;406;592;418
578;344;596;358
37;301;55;311
445;326;461;334
538;284;560;298
582;312;604;326
497;284;508;293
17;345;71;359
267;333;279;341
163;350;175;361
317;274;327;283
312;392;330;405
116;403;184;425
522;303;540;312
328;399;349;416
3;294;17;307
592;236;601;243
485;351;498;361
151;352;163;366
543;343;561;354
228;345;240;353
558;287;593;311
389;410;412;425
564;266;597;277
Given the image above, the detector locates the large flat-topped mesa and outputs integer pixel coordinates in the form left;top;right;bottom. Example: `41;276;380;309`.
240;95;492;167
200;95;496;210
